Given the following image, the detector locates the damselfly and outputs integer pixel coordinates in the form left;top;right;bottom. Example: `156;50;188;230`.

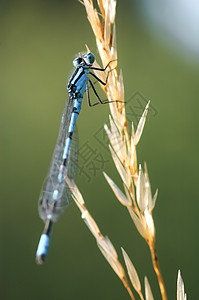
36;52;118;264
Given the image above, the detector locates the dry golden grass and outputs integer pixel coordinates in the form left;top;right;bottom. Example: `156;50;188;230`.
67;0;187;299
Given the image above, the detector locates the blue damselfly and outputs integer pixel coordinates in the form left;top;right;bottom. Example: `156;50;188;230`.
36;52;118;264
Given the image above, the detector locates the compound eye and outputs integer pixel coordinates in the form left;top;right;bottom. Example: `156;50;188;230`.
73;57;82;67
84;53;95;65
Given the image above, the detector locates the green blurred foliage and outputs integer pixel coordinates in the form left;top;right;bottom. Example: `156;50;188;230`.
1;1;199;299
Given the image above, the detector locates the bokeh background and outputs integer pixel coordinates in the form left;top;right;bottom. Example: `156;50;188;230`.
1;0;199;299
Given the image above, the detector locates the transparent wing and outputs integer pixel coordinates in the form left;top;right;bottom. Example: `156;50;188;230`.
38;96;78;222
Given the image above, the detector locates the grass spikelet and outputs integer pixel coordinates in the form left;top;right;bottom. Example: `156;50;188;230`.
145;277;154;300
177;270;187;300
121;248;143;299
103;172;131;207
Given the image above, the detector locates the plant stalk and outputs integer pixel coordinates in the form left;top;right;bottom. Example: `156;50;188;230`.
149;241;168;300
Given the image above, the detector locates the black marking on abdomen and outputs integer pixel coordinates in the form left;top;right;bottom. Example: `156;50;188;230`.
69;132;73;139
72;107;79;114
44;219;53;236
63;158;67;167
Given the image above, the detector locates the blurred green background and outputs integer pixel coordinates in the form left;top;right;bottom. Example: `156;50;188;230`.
1;1;199;299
